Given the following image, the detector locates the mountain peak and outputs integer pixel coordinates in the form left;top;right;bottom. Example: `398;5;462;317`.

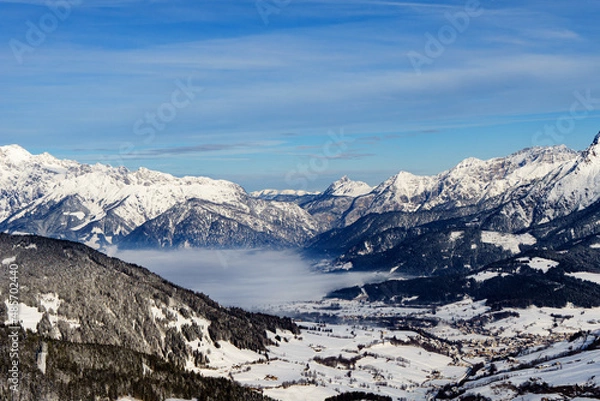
388;170;427;185
582;130;600;161
0;144;32;163
454;157;484;169
591;131;600;147
324;176;373;197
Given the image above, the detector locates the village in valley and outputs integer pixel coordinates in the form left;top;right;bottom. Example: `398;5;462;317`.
191;297;600;400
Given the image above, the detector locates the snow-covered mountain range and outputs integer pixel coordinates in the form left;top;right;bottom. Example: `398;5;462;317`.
2;134;600;401
341;144;579;227
250;188;321;201
0;145;318;249
306;133;600;273
1;132;600;256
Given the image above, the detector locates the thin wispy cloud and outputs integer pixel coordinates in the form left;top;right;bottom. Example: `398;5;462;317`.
525;28;581;41
0;0;165;6
138;144;252;156
131;141;288;157
1;0;599;190
305;0;458;9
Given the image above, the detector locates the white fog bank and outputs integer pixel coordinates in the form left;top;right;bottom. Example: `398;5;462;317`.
112;249;391;310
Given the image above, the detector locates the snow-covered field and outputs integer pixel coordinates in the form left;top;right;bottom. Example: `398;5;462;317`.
517;256;560;273
113;296;594;401
251;298;600;400
568;272;600;285
13;292;595;401
481;231;537;253
203;323;468;400
456;332;600;401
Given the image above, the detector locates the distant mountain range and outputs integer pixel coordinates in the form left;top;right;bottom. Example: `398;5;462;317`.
307;132;600;274
0;145;319;249
2;132;600;276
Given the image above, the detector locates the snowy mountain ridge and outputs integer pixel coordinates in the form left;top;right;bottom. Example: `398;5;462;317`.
0;145;318;248
340;144;581;226
250;189;321;198
2;132;600;251
322;175;373;197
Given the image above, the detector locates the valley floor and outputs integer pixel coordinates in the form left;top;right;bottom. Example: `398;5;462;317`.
194;298;600;401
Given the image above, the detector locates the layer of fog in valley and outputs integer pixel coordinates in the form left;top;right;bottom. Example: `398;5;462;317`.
113;249;392;310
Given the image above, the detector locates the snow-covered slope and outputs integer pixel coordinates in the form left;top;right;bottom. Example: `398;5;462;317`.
0;145;318;248
250;189;320;199
322;176;373;197
121;195;320;248
341;144;579;227
294;176;375;230
517;133;600;223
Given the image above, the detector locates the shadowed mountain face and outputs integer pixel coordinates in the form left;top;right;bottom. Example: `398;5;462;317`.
119;196;319;249
0;233;297;367
327;244;600;310
0;325;275;401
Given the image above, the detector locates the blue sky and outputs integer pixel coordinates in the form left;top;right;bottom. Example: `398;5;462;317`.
1;0;599;191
